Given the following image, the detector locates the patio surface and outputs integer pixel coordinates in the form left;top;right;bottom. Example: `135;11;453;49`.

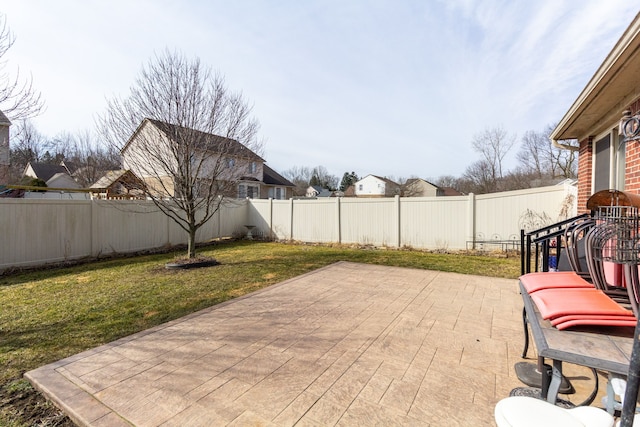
26;261;603;426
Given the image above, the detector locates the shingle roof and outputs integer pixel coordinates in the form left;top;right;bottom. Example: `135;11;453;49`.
124;118;264;162
0;110;11;126
370;174;399;186
263;164;294;187
28;163;68;182
90;170;129;188
406;177;439;188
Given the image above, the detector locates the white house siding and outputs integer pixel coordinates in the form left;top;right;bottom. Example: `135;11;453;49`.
123;121;263;197
355;175;386;197
123;124;176;179
46;173;82;189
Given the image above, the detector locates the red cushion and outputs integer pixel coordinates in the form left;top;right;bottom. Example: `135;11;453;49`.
530;288;632;319
550;313;636;326
554;317;638;330
520;272;592;294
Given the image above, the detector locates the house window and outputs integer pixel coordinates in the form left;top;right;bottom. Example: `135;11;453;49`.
238;184;259;199
227;158;235;168
616;132;626;190
268;187;285;200
358;184;363;191
248;162;257;174
593;128;625;192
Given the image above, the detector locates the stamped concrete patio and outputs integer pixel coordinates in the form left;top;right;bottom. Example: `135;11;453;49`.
26;262;599;426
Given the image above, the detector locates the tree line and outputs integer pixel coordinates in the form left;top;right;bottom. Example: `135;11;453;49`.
282;124;577;197
9;120;120;186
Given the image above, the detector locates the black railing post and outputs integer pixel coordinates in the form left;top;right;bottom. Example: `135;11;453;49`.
520;229;526;275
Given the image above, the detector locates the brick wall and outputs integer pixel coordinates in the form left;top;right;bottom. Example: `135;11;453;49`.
575;96;640;212
577;137;593;213
626;136;640;194
625;98;640;194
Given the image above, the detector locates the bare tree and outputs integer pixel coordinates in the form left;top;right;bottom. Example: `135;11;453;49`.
516;124;577;184
433;175;461;190
386;175;421;197
51;130;120;186
517;130;547;180
0;15;44;120
8;119;45;182
471;126;515;190
282;165;312;196
99;50;262;259
309;165;338;191
462;159;495;194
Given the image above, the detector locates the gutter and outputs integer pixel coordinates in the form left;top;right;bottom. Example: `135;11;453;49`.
552;138;579;152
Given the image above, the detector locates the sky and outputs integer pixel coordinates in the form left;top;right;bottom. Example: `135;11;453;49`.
1;1;639;182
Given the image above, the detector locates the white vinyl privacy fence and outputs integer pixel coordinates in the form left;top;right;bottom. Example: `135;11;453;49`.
0;198;249;271
247;184;577;250
0;184;575;271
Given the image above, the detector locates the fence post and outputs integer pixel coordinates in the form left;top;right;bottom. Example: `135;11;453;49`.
467;193;476;249
336;197;341;244
395;195;401;248
268;198;274;240
289;197;294;241
90;199;97;257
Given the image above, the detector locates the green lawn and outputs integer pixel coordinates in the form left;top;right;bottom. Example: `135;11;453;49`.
0;241;519;426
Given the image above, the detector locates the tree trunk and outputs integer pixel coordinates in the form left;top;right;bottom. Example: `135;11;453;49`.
187;228;197;258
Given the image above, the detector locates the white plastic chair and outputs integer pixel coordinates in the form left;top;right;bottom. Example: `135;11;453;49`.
495;396;615;427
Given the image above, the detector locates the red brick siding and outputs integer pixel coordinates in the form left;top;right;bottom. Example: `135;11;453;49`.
626;140;640;193
624;98;640;194
576;96;640;212
577;137;593;214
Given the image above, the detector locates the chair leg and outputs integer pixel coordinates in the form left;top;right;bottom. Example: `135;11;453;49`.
522;306;529;358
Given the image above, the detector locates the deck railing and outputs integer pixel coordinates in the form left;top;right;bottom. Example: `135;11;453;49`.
520;213;591;275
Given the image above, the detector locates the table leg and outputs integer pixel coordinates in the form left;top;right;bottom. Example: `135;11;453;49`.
546;359;563;404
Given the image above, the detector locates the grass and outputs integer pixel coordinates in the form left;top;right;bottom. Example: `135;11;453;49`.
0;241;520;426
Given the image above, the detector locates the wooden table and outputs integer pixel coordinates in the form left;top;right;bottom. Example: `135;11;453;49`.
520;281;635;403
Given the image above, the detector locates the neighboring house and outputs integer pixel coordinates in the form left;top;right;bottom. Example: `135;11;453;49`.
440;187;464;196
343;185;356;197
47;172;82;189
90;170;146;200
306;185;333;198
354;174;400;197
23;162;81;189
121;118;291;199
550;13;640;213
403;178;443;197
262;164;295;200
0;110;10;184
59;160;77;176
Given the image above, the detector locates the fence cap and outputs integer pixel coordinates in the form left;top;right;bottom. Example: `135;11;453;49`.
586;189;640;210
